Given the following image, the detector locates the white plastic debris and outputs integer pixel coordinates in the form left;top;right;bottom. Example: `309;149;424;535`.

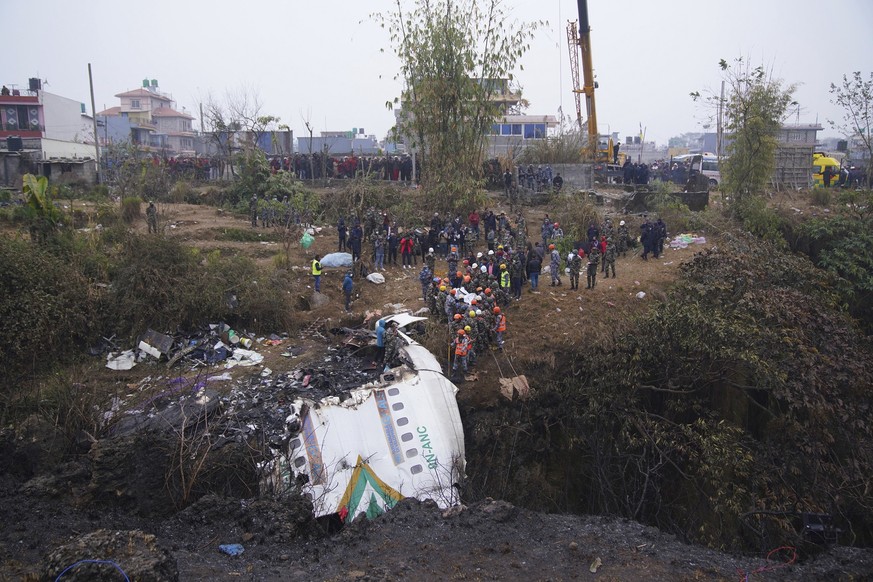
138;341;162;359
225;348;265;368
106;350;136;370
366;273;386;284
320;252;354;268
636;291;646;299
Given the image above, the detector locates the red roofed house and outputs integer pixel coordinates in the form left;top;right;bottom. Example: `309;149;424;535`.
99;79;196;154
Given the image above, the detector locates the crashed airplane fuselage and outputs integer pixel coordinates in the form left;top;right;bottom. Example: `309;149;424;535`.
264;315;465;521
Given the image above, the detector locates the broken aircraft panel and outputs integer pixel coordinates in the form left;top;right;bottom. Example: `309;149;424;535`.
263;315;465;521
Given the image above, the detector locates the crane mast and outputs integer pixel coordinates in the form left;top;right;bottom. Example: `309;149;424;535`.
576;0;598;147
568;0;609;162
566;22;583;135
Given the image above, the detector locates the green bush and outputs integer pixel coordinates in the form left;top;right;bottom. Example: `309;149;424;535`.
170;180;197;204
548;196;599;244
732;195;786;248
121;197;141;224
810;187;831;207
0;238;95;386
106;235;220;338
645;182;696;233
105;234;293;339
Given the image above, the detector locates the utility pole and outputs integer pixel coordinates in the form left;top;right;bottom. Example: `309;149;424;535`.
88;63;101;184
304;119;315;184
717;80;725;161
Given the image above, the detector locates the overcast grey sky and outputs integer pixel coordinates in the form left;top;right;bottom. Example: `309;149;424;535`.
4;0;872;146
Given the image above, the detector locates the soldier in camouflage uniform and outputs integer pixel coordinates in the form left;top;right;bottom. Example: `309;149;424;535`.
146;202;158;234
446;246;459;278
418;265;432;301
601;218;614;241
425;247;436;274
384;322;400;367
603;237;616;278
516;212;526;235
450;313;465;335
617;220;629;258
586;243;601;289
569;251;583;290
445;289;458;324
549;244;562;286
249;195;258;228
510;253;525;300
259;198;269;228
434;285;447;317
474;312;488;360
364;207;378;242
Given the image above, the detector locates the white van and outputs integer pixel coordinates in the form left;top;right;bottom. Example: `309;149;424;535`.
673;153;721;187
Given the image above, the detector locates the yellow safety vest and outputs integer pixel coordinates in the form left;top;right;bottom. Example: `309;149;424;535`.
311;259;322;276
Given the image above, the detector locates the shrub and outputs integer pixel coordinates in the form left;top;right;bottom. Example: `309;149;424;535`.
810;187;831;207
547;196;599;244
645;182;696;233
106;234;294;339
0;238;95;386
170;180;198;204
121;197;141;224
732;195;786;248
106;235;220;338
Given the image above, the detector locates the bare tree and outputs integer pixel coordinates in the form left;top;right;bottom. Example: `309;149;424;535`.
202;87;281;178
830;71;873;185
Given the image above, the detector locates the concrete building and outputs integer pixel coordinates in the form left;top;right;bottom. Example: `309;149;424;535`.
0;79;96;158
0;79;98;185
392;78;558;159
486;114;559;158
297;130;380;156
98;79;197;154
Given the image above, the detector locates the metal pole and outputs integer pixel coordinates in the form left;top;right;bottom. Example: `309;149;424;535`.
88;63;101;184
717;80;725;161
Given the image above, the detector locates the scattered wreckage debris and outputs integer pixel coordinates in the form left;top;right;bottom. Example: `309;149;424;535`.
498;375;531;401
103;313;466;525
101;323;288;371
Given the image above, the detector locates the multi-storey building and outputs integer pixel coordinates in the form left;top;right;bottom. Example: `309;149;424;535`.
98;79;196;154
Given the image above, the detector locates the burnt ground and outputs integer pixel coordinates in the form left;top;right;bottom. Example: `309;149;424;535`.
2;193;873;580
3;470;873;581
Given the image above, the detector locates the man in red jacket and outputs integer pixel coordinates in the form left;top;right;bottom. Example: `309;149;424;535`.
400;234;415;269
468;210;480;241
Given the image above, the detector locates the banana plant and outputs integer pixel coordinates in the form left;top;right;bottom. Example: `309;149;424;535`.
22;173;62;242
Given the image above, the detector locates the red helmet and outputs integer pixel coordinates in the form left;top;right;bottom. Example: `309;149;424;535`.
493;307;500;314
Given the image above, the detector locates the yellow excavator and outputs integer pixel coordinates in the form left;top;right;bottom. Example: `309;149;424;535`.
567;0;614;164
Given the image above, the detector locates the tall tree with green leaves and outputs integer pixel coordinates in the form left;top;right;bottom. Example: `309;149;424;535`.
693;58;796;203
830;71;873;185
379;0;541;211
